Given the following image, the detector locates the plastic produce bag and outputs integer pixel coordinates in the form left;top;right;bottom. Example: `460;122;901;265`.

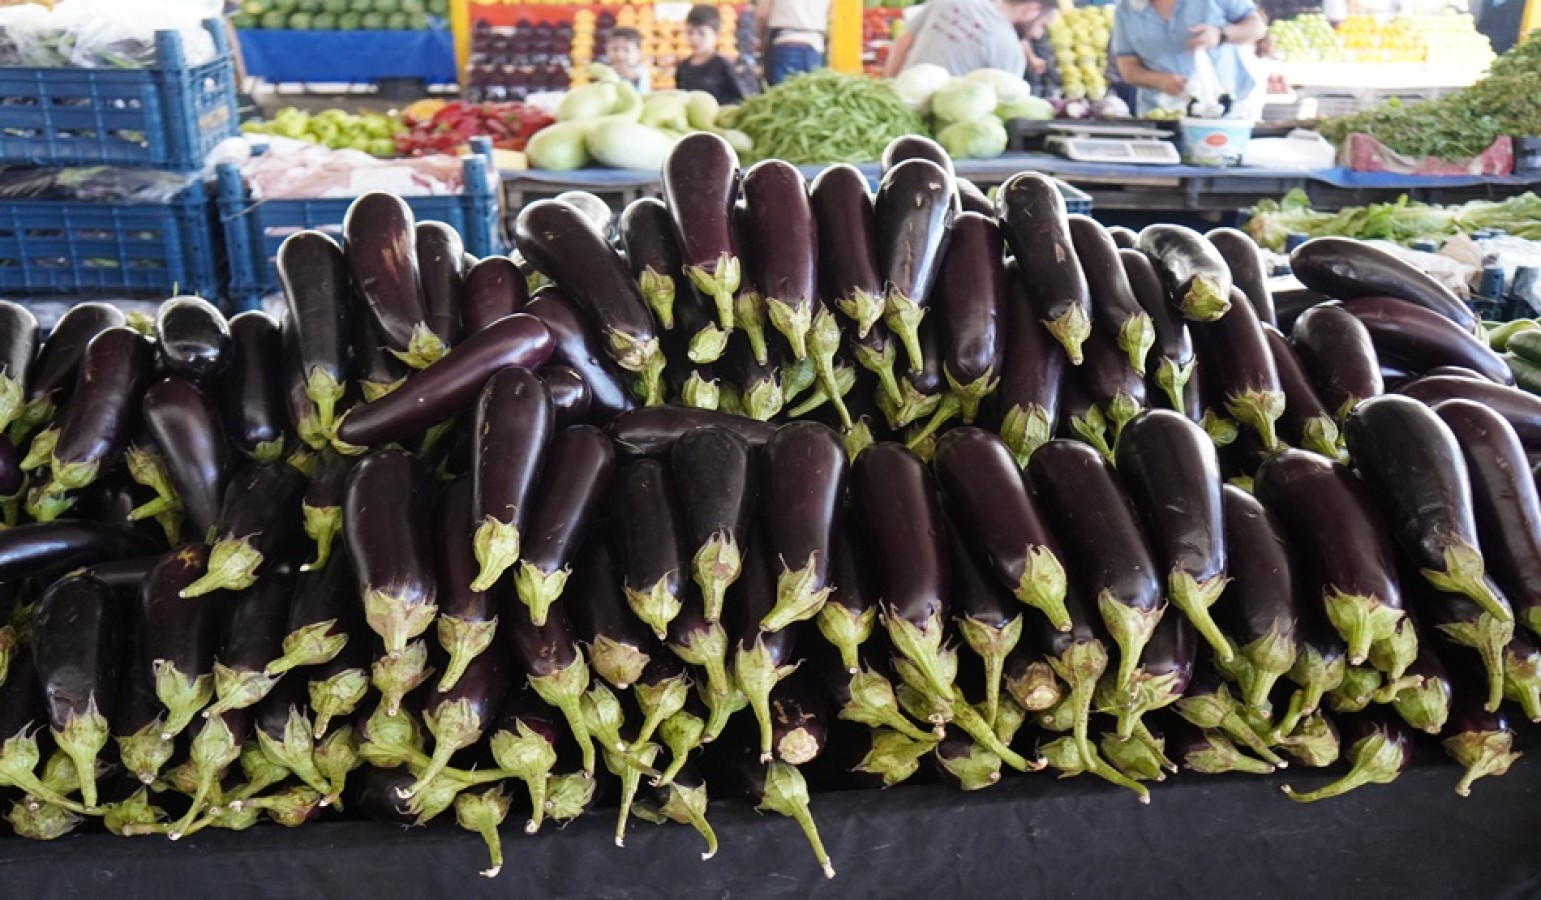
0;165;196;201
0;0;216;69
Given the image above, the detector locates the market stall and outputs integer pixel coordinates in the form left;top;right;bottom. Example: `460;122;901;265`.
232;0;457;86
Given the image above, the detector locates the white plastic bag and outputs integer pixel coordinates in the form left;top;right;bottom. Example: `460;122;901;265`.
1186;50;1227;118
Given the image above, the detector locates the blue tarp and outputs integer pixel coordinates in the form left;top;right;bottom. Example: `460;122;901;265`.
238;29;457;84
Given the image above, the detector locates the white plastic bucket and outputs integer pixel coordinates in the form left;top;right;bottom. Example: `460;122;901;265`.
1180;117;1253;167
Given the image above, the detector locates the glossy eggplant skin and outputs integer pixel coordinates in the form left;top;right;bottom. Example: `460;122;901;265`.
1190;287;1284;448
470;367;553;586
416;220;466;350
343;450;437;655
1291;302;1383;418
155;296;232;384
343;192;429;356
1290;236;1475;332
436;476;494;624
935;213;1007;396
218;564;297;678
875;157;955;371
50;326;154;487
1435;399;1541;629
810;164;882;334
463;256;529;336
996;172;1091;364
544;365;593;428
880;135;955;179
1206;227;1275;327
852;442;949;631
141;545;219;682
1070;215;1151;370
0;299;36;408
78;553;163;590
220;311;290;461
670;424;755;619
621;198;684;299
1264;325;1337;453
661;133;740;277
1402;376;1541;450
515;424;616;603
525;288;636;424
744;160;822;351
33;572;119;725
759;422;846;630
24;301;125;420
1342;296;1512;385
212;461;306;558
141;377;229;540
0;646;43;739
0;521;156;582
335;313;553;449
611;457;688;638
608;405;777;458
1219;484;1300;704
568;538;659;689
987;258;1065;464
278;230;350;381
1137;224;1232;321
1107;226;1139;249
1121;248;1194;409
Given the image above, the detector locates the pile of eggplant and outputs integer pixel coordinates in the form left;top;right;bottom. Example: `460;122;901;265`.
1;132;1538;880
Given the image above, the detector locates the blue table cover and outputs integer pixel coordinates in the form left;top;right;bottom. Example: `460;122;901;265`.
238;29;457;84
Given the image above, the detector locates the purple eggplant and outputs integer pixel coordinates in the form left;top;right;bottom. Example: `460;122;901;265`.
612;458;687;639
32;572;119;807
1290;236;1475;332
1403;376;1541;450
876;158;954;375
400;639;511;801
462;256;528;336
1191;287;1285;449
1116;409;1232;661
955;178;991;216
155;296;231;384
1138;224;1233;321
430;477;498;694
35;326;153;501
1436;399;1541;636
416;220;465;351
1071;214;1156;375
543;365;592;428
1281;706;1413;802
569;538;657;691
608;405;776;458
621;197;684;331
333;312;553;450
78;553;162;590
1273;610;1349;740
253;670;332;800
220;311;289;463
766;672;828;767
916;212;1006;435
141;545;221;741
1441;650;1522;796
989;258;1065;465
1121;247;1195;415
760;422;847;633
512;424;614;626
933;427;1070;631
278;231;351;448
1385;642;1451;734
662;133;742;335
1077;315;1147;442
265;553;361;678
1206;227;1275;327
0;301;36;436
815;520;879;675
111;622;174;787
514;199;664;404
1344;395;1509;624
1219;485;1301;709
1105;611;1198;743
204;565;297;718
503;585;596;774
469;367;553;595
482;688;563;834
997;175;1092;366
1344;296;1511;385
1290;301;1383;418
944;518;1022;730
526;287;636;424
810;164;882;340
299;448;351;573
1254;449;1409;671
343;192;438;368
14;301;123;438
180;461;304;598
0;521;155;582
670;425;755;623
140;377;228;541
727;525;799;762
880;134;954;180
1030;437;1167;691
1263;325;1340;457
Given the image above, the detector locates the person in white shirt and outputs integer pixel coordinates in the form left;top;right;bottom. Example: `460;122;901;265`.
757;0;832;85
884;0;1047;77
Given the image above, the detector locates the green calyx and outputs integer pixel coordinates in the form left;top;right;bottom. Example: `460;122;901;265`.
180;537;264;599
1042;304;1092;366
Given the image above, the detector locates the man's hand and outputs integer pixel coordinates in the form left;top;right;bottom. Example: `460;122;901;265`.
1187;24;1222;51
1154;72;1187;96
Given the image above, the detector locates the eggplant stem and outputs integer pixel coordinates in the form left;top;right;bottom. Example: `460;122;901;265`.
1117;313;1156;378
1443;730;1520;797
181;538;264;599
300;504;342;572
1169;571;1234;663
693;533;742;624
734;636;799;762
624;578;684;641
999;404;1053;469
1301;415;1343;461
589;634;651;690
958;614;1023;732
1224;388;1286;452
1504;646;1541;723
946;696;1039;773
1322;589;1403;666
1422;543;1513;624
1186;731;1275;775
639;268;677;331
852;331;903;408
817;602;876;674
766;297;813;361
0;737;96;815
1046;639;1109;774
1099;592;1164;696
759;762;835;879
633;673;690;747
735;291;770;365
1280;732;1402;802
435;615;499;693
883;292;927;374
884;608;957;705
1043;303;1092;366
680;372;721;410
1240;627;1298;711
687;324;729;365
1069;407;1114;464
762;556;833;632
309;667;370;739
470;517;521;594
529;651;596;774
1180;275;1232;322
836;288;884;340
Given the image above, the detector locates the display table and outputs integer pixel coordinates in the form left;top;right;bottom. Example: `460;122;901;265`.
1;758;1537;898
237;29;458;85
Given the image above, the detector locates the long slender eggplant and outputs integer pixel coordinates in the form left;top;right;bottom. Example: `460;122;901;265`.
933;427;1070;631
721;332;783;422
265;554;361;678
462;256;528;336
219;311;289;463
512;424;614;628
1030;437;1167;694
1071;214;1156;375
36;326;153;499
417;221;465;351
278;231;351;448
13;301;123;439
1254;450;1410;672
348;296;411;407
760;422;847;631
726;527;799;764
815;521;880;675
344;192;439;368
401;642;510;801
1344;395;1508;625
31;573;118;808
1103;610;1198;743
811;164;883;340
0;521;155;582
880;134;954;179
1219;485;1301;709
1206;227;1276;327
702;741;834;878
607;405;776;458
141;546;224;743
918;212;1006;433
621;197;684;331
428;478;498;694
179;461;304;598
469;367;553;594
568;539;658;690
989;258;1065;466
1402;376;1541;450
514;199;665;404
670;425;755;623
612;458;688;640
204;566;297;718
1290;236;1475;332
0;301;36;436
526;287;636;424
1290;301;1383;418
661;133;741;338
333;313;553;450
1263;325;1340;457
1121;247;1195;414
1441;649;1522;796
78;553;162;590
1138;224;1233;321
299;448;351;573
155;296;231;384
1281;706;1413;802
996;173;1090;364
111;626;174;787
1344;296;1511;384
1078;316;1147;441
502;585;596;774
875;157;954;374
1401;556;1513;714
1190;288;1285;449
1116;409;1232;661
1436;399;1541;636
944;519;1022;731
140;377;228;541
543;365;591;428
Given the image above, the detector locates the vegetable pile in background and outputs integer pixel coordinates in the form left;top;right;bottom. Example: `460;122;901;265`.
729;70;923;165
1247;189;1541;251
242;108;406;158
1;134;1539;882
892;66;1054;160
397;101;553;157
230;0;447;31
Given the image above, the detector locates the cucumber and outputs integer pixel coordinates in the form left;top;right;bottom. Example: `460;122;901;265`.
1505;328;1541;365
1505;352;1541;394
1488;319;1541;354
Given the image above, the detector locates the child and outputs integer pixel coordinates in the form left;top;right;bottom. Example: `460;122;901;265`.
605;27;651;94
675;5;744;105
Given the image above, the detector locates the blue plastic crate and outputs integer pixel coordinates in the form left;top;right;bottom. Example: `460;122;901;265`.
1057;180;1092;216
0;19;239;170
0;181;220;300
218;139;502;312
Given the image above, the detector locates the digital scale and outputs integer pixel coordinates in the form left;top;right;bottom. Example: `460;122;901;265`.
1043;122;1182;165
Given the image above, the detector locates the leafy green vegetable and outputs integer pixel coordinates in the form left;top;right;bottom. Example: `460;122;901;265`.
1247;188;1541;250
937;118;1008;160
733;71;925;165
